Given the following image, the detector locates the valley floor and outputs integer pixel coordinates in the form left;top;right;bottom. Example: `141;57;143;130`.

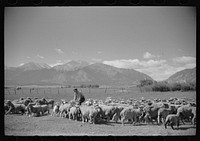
5;114;196;136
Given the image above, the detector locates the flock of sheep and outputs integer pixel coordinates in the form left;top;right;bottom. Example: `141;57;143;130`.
4;96;196;130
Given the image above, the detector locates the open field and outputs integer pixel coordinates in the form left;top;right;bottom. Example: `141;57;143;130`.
4;87;196;136
4;86;196;103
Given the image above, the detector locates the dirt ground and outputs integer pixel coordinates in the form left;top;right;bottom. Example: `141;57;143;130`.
4;114;196;136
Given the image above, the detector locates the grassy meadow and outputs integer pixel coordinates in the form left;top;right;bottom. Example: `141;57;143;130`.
4;86;196;102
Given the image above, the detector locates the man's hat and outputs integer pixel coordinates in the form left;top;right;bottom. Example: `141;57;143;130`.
73;88;78;91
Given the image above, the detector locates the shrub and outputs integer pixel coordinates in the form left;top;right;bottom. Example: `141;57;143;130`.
138;79;155;87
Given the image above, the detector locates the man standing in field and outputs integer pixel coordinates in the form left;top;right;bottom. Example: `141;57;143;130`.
73;88;85;105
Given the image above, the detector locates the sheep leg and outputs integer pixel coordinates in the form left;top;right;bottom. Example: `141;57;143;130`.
157;115;161;125
144;115;148;124
89;115;93;124
132;116;137;125
112;113;118;122
75;115;78;121
170;123;174;130
65;111;69;118
93;117;96;124
69;113;71;120
139;115;143;123
164;120;169;129
121;118;125;126
60;111;63;117
149;117;154;125
177;121;180;129
180;119;185;125
192;116;196;125
51;111;54;116
162;118;165;125
5;107;13;115
106;116;110;122
82;116;85;123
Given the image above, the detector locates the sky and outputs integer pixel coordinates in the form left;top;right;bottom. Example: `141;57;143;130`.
5;7;196;81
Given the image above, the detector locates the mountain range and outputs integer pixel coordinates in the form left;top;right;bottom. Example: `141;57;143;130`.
5;61;153;86
5;61;196;86
166;67;196;83
53;60;90;72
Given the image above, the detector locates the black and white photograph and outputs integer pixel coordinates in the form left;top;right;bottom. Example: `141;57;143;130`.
4;7;196;136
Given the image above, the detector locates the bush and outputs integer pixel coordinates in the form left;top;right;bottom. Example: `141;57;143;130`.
171;83;181;91
150;82;170;92
138;79;155;87
180;83;191;91
189;82;196;91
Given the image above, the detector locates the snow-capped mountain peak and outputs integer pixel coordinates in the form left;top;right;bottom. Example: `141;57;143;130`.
53;60;90;72
18;62;51;71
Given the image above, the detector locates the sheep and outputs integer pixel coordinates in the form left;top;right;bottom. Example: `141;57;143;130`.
99;104;117;122
5;100;26;115
191;107;196;125
157;105;177;124
120;107;143;126
4;102;10;114
35;98;48;105
79;105;101;124
142;104;160;124
164;114;180;130
40;104;50;115
59;103;72;118
69;106;81;121
46;99;55;108
26;103;49;117
26;103;41;117
177;105;195;124
51;103;60;116
112;106;125;123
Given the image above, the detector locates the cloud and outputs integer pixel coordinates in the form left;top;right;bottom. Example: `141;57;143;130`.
135;64;186;81
172;56;196;64
97;51;102;54
103;58;195;81
27;56;31;59
92;58;102;62
103;59;166;69
19;63;25;66
56;60;62;63
49;60;71;67
178;49;183;52
55;48;64;54
72;51;78;55
143;52;155;59
172;56;196;70
37;54;44;59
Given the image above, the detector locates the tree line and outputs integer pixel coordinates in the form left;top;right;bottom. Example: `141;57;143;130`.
137;79;196;92
62;84;100;88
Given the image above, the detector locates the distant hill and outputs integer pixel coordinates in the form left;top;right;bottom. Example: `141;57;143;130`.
5;61;154;86
18;62;51;71
166;67;196;83
53;60;89;72
60;63;153;85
